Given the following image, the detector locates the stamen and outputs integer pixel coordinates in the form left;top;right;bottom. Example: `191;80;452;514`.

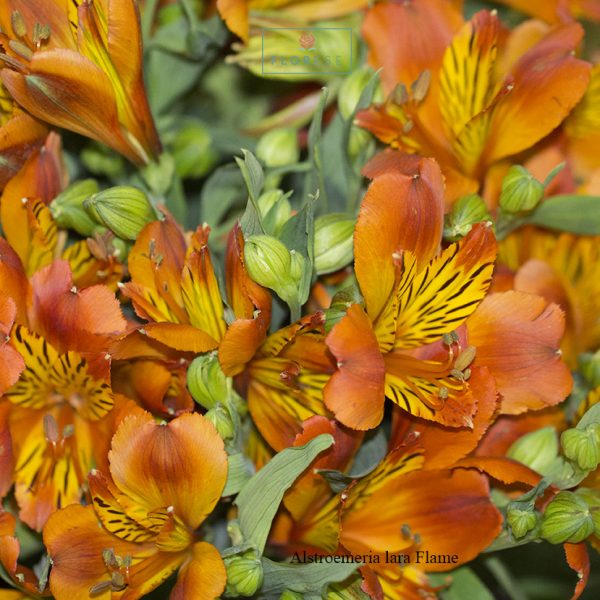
10;11;27;37
43;414;60;444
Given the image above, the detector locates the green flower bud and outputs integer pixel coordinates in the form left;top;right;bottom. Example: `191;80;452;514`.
499;165;544;214
244;235;293;293
280;592;303;600
204;404;235;443
187;353;229;410
314;213;354;275
541;491;595;544
506;507;538;539
225;550;264;597
172;122;218;179
84;186;157;241
256;128;299;167
289;250;306;282
444;193;491;241
561;424;600;471
507;426;558;475
338;67;381;119
574;488;600;536
50;179;103;237
257;189;293;236
347;127;374;161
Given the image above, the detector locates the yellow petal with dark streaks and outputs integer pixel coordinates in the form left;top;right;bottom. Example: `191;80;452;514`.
48;351;114;421
88;470;158;543
6;325;59;409
394;223;496;349
181;230;226;342
384;352;476;427
439;11;500;175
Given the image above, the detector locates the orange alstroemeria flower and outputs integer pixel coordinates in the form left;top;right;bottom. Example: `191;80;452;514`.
43;410;228;600
0;0;161;165
323;156;497;430
115;218;269;358
220;310;336;451
0;133;124;287
324;155;572;431
358;3;591;199
277;421;502;600
217;0;368;42
0;252;127;530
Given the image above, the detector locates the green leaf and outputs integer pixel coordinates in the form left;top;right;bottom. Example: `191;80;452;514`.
525;195;600;235
279;197;315;307
304;88;329;207
235;434;334;553
222;453;254;497
236;149;264;203
237;150;266;238
257;557;358;599
433;567;494;600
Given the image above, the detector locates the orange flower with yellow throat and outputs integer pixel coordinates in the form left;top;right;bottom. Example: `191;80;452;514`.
357;2;591;200
323;155;571;431
0;0;161;165
43;409;228;599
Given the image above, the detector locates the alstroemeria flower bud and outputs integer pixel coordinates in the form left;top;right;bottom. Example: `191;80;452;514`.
541;491;595;544
499;165;544;214
84;186;157;240
314;213;354;275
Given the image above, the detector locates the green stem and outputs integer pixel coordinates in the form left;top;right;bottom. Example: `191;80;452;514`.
141;0;160;43
484;557;528;600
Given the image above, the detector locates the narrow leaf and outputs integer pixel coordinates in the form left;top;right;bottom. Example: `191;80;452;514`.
235;434;334;553
525;195;600;235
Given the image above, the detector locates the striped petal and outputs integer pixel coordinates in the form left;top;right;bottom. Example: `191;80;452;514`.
394;223;497;349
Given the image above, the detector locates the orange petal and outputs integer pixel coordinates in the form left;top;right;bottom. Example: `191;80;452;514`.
44;503;182;600
565;542;590;600
125;215;187;323
103;0;161;160
355;157;445;322
225;224;272;321
219;317;267;377
324;304;386;430
171;541;227;600
1;50;143;164
0;114;48;190
109;411;227;530
216;0;249;41
476;408;566;457
467;291;573;414
0;297;24;396
342;467;502;569
284;417;362;521
142;322;219;354
363;0;463;93
455;456;541;487
0;237;28;323
391;366;499;469
485;24;591;165
28;260;126;354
